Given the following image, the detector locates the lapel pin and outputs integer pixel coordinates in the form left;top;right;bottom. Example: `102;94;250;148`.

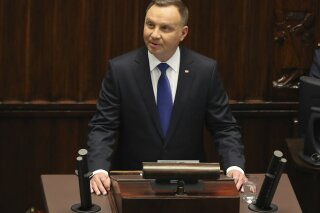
185;70;189;74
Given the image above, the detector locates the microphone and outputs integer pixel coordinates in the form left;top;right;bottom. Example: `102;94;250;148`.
248;150;287;212
71;149;101;213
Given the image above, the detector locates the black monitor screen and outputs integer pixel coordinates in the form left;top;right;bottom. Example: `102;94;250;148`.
299;76;320;165
299;76;320;137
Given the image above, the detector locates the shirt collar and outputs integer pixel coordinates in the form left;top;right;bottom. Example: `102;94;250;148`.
148;47;180;72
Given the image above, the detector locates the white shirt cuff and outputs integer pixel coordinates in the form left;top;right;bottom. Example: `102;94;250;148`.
226;166;244;174
92;169;109;177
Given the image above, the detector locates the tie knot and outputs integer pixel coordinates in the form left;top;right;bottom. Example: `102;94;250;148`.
157;63;169;74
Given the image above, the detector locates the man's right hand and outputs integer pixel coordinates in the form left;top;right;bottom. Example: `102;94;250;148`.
90;172;111;196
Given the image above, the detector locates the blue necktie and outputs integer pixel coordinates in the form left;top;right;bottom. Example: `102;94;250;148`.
157;63;172;137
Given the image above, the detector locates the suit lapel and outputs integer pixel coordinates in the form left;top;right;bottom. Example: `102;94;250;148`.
166;47;195;144
132;48;163;139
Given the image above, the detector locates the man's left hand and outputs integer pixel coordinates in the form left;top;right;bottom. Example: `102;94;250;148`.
227;169;247;191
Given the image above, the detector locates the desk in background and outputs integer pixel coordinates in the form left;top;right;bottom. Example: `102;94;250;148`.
41;173;300;213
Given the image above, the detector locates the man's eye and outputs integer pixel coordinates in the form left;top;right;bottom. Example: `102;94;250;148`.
161;26;172;32
146;22;154;28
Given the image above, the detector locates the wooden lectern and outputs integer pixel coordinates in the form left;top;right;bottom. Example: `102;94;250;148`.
108;174;239;213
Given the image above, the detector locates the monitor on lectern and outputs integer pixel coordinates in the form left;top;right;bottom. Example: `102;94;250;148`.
298;76;320;166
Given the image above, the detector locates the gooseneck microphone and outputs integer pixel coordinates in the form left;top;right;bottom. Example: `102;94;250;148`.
71;149;101;213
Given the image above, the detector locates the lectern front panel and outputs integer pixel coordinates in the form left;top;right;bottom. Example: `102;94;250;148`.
109;175;239;213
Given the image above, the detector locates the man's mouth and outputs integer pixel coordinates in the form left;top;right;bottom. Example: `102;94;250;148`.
150;41;160;47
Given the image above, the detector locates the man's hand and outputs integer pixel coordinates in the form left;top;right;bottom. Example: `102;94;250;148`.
90;172;111;196
227;169;247;191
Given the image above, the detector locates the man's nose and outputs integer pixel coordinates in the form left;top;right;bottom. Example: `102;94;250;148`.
151;28;161;39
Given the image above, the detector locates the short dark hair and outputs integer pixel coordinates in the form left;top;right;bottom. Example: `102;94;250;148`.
146;0;189;26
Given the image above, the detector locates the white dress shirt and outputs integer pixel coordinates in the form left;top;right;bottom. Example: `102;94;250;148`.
148;47;180;103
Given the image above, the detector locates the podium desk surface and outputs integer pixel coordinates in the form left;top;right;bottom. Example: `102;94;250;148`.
41;173;301;213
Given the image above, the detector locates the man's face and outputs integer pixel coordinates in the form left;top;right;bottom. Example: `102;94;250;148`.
143;5;188;62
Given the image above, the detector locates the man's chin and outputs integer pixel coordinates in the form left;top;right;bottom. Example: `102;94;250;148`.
148;49;161;57
148;46;158;53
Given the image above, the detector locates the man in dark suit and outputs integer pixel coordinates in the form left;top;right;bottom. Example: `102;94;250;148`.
310;44;320;78
88;0;246;196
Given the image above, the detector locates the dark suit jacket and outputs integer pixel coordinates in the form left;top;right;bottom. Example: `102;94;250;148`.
310;48;320;78
87;46;245;172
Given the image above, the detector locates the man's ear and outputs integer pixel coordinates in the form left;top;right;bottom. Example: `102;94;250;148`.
180;26;189;42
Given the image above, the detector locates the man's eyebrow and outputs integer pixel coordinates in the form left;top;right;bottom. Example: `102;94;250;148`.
145;18;153;22
145;17;178;27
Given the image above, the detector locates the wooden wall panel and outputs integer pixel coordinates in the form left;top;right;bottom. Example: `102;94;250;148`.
240;117;296;172
2;0;318;102
0;0;30;101
0;0;149;102
0;115;91;212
